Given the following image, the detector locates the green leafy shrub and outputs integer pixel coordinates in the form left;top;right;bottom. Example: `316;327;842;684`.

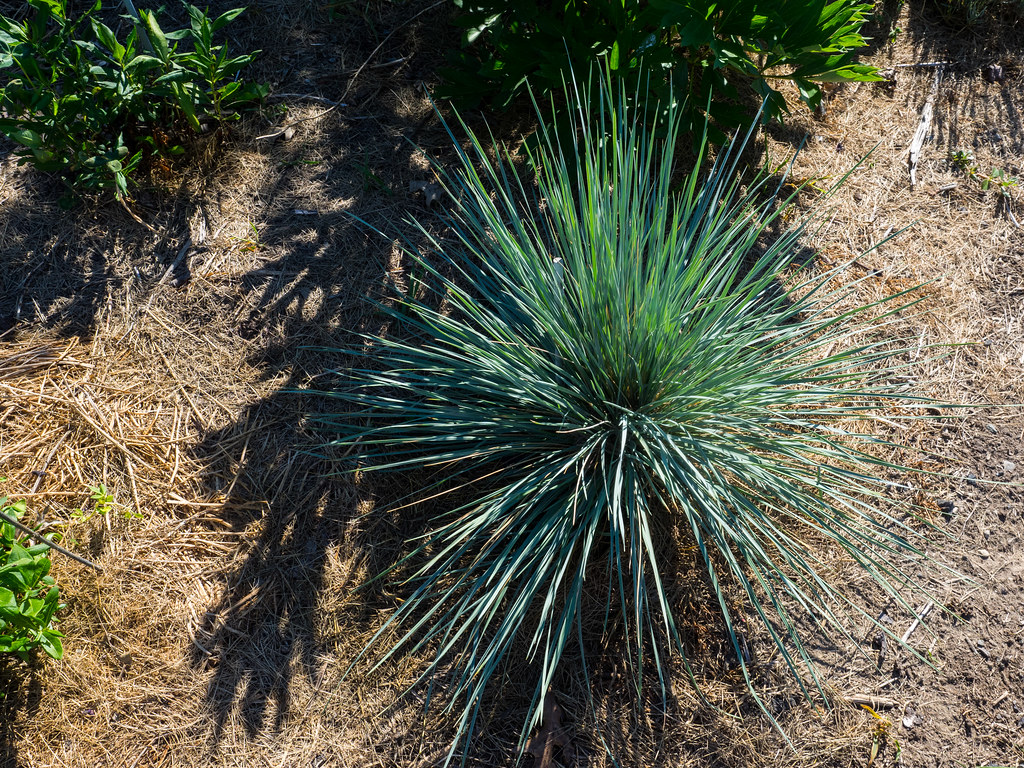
0;496;64;661
439;0;882;140
0;0;267;200
321;75;944;758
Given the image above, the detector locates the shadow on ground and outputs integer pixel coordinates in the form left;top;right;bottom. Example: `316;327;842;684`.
0;660;43;767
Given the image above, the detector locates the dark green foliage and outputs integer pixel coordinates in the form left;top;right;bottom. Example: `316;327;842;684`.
0;497;63;662
439;0;882;140
0;0;268;200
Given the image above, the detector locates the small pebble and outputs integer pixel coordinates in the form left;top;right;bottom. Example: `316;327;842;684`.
986;423;998;434
984;63;1006;83
966;472;980;487
1003;460;1016;474
979;548;990;559
902;713;922;729
937;499;956;516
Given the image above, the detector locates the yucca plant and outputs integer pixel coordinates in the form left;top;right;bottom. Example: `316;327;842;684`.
319;75;946;760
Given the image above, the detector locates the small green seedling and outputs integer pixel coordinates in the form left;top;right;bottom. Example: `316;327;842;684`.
72;484;140;521
949;148;1019;195
231;221;264;253
949;148;975;171
863;705;901;767
980;167;1019;198
71;484;115;523
949;148;1019;224
356;151;392;196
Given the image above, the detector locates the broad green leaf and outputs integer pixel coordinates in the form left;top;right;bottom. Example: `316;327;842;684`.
152;68;192;85
39;631;63;659
10;128;41;148
140;9;169;64
123;54;163;74
211;6;245;33
810;65;885;83
172;83;201;131
90;19;124;60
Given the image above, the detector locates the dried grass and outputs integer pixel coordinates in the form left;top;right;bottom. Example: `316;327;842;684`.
0;0;1022;766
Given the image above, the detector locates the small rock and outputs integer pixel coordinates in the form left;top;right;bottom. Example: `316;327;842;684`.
985;423;998;434
1002;460;1016;474
983;64;1005;83
937;499;956;516
902;713;923;729
979;548;990;559
409;180;444;208
966;472;980;488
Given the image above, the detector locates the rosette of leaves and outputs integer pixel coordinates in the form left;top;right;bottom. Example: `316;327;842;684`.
0;496;64;661
440;0;882;142
320;75;945;760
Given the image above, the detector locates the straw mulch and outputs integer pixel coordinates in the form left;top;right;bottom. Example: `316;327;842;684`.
1;1;1023;766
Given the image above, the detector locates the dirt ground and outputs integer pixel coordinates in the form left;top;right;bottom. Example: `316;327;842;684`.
1;1;1022;766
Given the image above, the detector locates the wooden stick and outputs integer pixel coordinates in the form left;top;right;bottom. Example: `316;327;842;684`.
845;693;897;710
894;61;951;68
31;430;71;494
158;237;192;286
901;601;934;643
0;508;103;572
908;67;943;187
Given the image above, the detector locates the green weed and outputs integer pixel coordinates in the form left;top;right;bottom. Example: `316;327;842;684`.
70;484;116;523
0;494;64;661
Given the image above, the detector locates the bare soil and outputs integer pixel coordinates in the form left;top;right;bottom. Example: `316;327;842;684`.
1;1;1022;766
